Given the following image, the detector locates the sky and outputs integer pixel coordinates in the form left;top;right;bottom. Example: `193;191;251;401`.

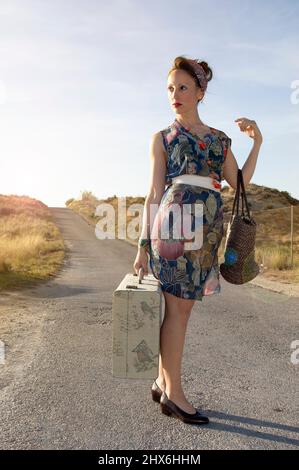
0;0;298;207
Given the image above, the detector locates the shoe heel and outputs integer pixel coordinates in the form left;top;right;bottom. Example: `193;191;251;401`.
151;389;161;403
160;403;172;416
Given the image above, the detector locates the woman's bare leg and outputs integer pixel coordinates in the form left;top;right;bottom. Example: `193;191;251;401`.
155;355;166;390
160;291;196;413
155;303;168;391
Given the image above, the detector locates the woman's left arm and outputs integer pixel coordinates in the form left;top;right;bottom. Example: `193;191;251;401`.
223;117;263;189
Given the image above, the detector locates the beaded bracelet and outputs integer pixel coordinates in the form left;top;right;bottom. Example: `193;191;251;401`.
138;238;151;251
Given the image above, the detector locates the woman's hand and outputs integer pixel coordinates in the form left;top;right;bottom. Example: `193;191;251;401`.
133;248;149;276
235;117;263;144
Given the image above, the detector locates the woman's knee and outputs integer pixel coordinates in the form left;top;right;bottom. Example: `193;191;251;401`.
163;292;195;318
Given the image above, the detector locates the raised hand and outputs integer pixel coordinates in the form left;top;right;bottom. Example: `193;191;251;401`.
235;117;263;144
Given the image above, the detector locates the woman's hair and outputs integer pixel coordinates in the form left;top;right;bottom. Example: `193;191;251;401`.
168;55;213;103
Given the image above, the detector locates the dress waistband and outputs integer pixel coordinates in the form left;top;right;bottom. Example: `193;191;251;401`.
171;175;221;192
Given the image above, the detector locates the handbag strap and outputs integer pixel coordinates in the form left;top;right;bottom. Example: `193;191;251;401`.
239;169;251;217
231;169;241;217
231;169;251;221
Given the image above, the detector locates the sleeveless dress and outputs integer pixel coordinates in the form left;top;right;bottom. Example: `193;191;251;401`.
148;118;232;301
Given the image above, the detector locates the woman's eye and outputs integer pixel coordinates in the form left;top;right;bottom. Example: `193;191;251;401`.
168;85;186;91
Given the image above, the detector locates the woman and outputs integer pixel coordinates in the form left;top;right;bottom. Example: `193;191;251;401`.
133;56;263;425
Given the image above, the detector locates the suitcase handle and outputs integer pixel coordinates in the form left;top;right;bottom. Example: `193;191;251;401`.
131;267;145;285
128;269;158;289
138;266;144;284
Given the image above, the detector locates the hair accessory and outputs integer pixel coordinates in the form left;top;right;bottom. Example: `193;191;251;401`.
187;59;208;92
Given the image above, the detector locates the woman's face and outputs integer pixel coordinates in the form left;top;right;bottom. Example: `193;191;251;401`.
167;69;203;112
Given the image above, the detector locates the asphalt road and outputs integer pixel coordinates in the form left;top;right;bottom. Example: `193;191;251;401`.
0;207;298;450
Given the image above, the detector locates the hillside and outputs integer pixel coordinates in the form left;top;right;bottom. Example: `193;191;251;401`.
221;183;299;212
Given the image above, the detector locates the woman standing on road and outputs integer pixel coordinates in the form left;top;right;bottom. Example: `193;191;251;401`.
133;55;263;425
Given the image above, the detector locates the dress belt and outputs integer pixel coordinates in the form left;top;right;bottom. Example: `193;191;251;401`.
171;174;221;193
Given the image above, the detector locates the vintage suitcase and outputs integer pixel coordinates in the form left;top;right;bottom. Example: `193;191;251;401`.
112;268;164;379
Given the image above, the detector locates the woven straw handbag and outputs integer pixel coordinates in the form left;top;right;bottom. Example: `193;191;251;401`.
220;168;260;284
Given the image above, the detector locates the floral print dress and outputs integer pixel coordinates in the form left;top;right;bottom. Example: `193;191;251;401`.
148;118;232;301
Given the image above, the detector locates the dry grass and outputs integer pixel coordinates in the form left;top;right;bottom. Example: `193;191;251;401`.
0;194;65;291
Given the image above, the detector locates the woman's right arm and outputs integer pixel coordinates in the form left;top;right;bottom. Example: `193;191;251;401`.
133;131;167;274
139;131;167;238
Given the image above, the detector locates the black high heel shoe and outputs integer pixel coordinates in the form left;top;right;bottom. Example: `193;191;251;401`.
160;391;210;425
151;379;164;403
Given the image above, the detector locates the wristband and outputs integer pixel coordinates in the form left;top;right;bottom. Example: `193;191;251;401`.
138;238;151;251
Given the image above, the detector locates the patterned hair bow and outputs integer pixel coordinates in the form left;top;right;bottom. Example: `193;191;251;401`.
187;59;208;93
